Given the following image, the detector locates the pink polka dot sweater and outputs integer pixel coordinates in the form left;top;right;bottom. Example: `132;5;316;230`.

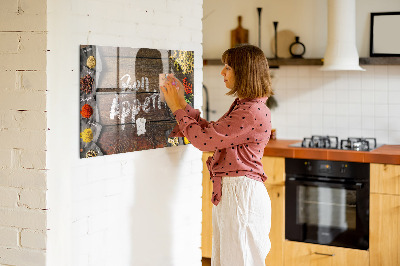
170;97;271;206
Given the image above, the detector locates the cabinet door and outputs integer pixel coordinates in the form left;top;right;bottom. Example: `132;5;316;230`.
370;163;400;195
261;156;285;185
284;241;369;266
201;152;213;258
370;193;400;266
264;184;284;266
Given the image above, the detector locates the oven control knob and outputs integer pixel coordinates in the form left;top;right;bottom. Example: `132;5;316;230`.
304;161;312;171
340;164;347;174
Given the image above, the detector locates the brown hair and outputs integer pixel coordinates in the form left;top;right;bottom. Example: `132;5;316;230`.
221;44;273;99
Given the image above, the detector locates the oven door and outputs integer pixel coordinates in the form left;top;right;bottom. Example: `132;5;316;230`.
285;177;369;250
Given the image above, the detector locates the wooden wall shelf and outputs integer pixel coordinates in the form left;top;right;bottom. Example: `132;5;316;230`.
359;57;400;65
268;58;323;67
203;57;400;67
203;58;323;67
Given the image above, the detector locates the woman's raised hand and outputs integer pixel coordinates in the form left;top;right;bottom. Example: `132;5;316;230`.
160;76;187;113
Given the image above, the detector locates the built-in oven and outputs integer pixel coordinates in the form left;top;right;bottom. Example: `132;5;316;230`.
285;158;370;250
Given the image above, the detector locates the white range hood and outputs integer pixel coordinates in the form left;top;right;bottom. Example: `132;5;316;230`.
320;0;365;71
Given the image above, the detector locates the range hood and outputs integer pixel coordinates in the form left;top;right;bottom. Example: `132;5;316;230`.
320;0;365;71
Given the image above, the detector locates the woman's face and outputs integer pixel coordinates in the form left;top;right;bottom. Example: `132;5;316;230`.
220;64;235;89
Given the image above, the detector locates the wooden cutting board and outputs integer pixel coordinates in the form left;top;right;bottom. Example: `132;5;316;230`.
231;16;249;48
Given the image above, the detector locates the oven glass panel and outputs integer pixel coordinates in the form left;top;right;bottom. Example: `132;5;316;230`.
297;186;357;230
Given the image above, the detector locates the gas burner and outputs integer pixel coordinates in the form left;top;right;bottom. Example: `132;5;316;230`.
340;137;377;151
301;135;339;149
290;136;380;151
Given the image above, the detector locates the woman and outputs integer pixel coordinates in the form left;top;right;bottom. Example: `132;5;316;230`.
161;44;273;266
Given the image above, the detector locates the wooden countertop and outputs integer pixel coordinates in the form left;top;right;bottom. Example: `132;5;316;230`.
263;139;400;165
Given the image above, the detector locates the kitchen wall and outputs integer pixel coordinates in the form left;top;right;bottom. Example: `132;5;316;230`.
46;1;203;266
203;0;400;144
0;0;48;265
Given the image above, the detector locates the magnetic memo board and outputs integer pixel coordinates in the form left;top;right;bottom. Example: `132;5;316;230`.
79;45;194;158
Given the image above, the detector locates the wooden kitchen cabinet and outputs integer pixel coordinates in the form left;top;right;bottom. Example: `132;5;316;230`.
284;241;369;266
201;154;286;266
261;156;285;185
370;193;400;266
264;184;285;266
370;163;400;195
261;156;285;266
202;152;213;258
370;163;400;266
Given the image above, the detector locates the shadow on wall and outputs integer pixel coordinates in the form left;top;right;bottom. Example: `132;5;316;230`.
129;147;187;265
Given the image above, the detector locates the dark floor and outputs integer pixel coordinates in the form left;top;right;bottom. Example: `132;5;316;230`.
202;257;211;266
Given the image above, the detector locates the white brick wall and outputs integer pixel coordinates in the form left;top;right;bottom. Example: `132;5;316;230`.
0;227;19;247
21;229;47;250
0;0;48;265
46;0;203;266
3;0;203;264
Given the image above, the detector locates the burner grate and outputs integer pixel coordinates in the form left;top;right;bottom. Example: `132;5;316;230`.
297;136;378;151
301;135;339;149
340;137;377;151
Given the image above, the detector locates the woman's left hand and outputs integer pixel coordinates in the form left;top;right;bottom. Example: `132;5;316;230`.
160;77;185;113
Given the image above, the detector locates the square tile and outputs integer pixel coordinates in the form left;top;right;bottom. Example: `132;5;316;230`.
388;131;400;144
375;104;388;117
374;65;388;77
323;103;336;115
374;90;388;104
374;130;389;144
348;90;362;103
361;104;375;116
388;104;400;117
362;90;375;104
374;117;389;130
362;116;375;130
286;77;299;89
336;115;349;128
388;116;400;131
336;103;349;115
348;116;362;129
285;66;298;77
374;78;388;91
348;103;362;116
388;91;400;104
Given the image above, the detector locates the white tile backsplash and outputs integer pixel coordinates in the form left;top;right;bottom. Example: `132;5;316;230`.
388;76;400;91
374;77;388;91
389;117;400;131
374;90;388;104
204;65;400;144
388;91;400;104
374;65;388;77
375;104;389;117
362;90;375;103
389;104;400;117
271;65;400;144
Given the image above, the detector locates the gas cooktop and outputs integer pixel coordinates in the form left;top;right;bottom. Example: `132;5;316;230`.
289;135;382;151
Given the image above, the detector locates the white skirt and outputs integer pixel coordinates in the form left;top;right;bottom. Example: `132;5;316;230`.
212;176;271;266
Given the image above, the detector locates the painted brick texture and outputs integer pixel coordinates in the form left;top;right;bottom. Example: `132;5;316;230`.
0;0;47;265
46;0;203;265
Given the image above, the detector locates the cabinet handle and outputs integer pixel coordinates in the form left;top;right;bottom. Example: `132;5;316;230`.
314;252;335;257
